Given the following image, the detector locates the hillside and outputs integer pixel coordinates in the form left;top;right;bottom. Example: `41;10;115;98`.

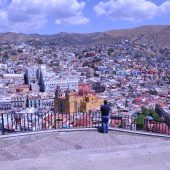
0;25;170;48
106;25;170;48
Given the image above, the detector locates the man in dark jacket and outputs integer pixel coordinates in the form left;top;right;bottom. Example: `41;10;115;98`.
100;100;110;133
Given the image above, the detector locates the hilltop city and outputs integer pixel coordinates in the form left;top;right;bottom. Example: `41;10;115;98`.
1;0;170;168
0;25;170;133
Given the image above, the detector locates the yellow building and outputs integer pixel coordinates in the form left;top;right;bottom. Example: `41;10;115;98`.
80;94;104;112
54;88;104;113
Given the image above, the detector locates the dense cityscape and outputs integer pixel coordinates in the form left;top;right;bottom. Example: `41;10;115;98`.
0;28;170;134
1;0;170;169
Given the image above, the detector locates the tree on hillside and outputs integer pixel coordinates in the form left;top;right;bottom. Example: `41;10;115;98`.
108;48;114;55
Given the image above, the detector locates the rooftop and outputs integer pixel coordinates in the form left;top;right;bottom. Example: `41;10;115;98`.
0;130;170;170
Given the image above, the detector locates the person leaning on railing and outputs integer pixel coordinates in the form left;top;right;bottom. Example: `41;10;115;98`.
100;100;110;133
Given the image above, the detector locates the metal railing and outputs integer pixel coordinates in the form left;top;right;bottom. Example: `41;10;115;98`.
0;112;101;135
0;112;170;136
110;114;170;135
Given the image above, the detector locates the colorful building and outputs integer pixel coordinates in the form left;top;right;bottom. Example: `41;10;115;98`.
54;84;104;113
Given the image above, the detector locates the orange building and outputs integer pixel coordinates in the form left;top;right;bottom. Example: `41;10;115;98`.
15;85;30;93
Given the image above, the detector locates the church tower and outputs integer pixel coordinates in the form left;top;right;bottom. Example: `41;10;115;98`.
54;86;63;113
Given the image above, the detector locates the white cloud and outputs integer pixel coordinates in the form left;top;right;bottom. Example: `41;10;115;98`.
0;0;89;33
94;0;170;21
159;1;170;17
56;15;89;25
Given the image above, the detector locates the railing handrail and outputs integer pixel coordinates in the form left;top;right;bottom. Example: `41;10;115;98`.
1;111;170;136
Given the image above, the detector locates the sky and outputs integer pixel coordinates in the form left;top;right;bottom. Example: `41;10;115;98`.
0;0;170;34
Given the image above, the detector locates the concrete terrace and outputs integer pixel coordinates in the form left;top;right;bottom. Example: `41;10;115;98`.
0;130;170;170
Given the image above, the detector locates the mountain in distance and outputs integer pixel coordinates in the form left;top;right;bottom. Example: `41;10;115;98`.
0;25;170;48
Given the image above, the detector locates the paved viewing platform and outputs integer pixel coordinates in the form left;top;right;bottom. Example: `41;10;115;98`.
0;130;170;170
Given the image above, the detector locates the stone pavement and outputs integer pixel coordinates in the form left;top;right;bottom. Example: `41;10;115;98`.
0;130;170;170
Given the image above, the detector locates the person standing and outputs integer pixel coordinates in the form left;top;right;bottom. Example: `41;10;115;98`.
100;100;110;133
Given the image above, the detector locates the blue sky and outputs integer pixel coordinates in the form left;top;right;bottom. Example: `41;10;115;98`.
0;0;170;34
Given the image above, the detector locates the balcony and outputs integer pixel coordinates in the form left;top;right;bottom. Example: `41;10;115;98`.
0;130;170;170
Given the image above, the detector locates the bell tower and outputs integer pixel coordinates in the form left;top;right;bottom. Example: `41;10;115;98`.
54;86;62;113
65;90;76;113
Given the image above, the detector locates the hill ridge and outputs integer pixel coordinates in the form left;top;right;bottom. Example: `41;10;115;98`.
0;25;170;48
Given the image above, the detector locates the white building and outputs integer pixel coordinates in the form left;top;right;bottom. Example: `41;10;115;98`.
0;97;13;111
41;93;54;107
42;77;79;92
39;65;79;92
11;94;27;108
25;66;38;85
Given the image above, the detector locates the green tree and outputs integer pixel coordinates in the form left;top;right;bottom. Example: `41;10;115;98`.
135;113;145;129
140;106;160;122
17;49;23;53
108;48;114;55
38;59;44;64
